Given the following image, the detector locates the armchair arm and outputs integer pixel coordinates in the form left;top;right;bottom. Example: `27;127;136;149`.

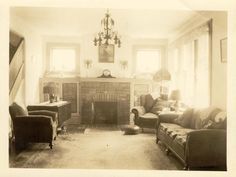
13;115;54;126
28;110;58;123
131;106;146;122
185;129;226;168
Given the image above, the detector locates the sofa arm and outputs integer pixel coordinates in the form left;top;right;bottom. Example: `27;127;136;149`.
155;112;179;130
158;112;179;123
185;129;226;169
28;110;58;123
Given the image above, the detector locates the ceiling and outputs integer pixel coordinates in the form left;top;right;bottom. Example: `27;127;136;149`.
10;7;212;38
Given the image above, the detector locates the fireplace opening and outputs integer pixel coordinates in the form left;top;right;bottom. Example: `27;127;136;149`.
94;102;117;124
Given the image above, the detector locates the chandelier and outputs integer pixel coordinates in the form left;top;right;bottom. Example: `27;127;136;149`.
93;9;121;48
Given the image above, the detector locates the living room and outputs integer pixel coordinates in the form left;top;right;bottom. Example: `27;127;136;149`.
1;0;236;177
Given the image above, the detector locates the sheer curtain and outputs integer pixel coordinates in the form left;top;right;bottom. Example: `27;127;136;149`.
169;21;211;108
194;32;210;107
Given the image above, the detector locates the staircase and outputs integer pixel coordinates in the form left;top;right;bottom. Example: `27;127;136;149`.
9;31;25;103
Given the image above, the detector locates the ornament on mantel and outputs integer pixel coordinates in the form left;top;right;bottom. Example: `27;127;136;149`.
120;60;128;70
84;59;93;69
84;59;93;77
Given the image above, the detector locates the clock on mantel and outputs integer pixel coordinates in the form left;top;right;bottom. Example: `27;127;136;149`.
98;69;115;78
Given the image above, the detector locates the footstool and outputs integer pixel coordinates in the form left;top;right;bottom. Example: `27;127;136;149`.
121;125;140;135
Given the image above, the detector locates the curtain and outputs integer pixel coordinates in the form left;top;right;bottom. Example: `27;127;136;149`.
169;20;211;108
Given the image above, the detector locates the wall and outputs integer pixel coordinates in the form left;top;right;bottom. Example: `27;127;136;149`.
207;11;227;110
42;35;168;78
10;14;43;105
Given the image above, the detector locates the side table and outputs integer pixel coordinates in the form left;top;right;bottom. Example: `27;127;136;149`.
27;101;71;127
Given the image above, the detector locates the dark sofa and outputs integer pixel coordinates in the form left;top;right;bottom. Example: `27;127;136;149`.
156;106;226;170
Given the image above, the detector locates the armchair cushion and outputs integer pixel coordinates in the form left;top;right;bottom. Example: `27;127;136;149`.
140;112;158;119
143;94;157;112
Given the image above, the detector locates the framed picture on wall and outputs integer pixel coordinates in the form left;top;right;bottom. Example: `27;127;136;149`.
98;44;114;63
220;38;227;63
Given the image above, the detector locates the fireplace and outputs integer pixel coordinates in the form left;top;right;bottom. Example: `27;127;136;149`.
94;101;117;124
80;80;130;125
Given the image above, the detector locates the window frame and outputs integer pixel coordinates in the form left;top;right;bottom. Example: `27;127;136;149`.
46;43;80;75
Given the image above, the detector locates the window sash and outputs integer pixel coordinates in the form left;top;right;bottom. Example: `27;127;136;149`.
46;43;80;75
135;49;161;74
50;48;77;72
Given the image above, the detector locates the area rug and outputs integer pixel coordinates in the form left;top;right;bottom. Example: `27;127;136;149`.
9;126;183;170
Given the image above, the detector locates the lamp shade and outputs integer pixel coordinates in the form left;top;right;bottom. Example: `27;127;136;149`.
153;68;171;82
43;82;58;95
169;90;181;101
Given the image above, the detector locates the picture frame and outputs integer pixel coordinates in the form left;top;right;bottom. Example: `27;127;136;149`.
220;38;227;63
98;44;114;63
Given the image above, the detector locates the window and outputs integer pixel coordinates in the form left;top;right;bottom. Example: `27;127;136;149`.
169;21;211;108
50;48;76;72
46;43;79;74
135;49;161;75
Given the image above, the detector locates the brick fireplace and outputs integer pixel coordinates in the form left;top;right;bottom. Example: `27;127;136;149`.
80;79;130;125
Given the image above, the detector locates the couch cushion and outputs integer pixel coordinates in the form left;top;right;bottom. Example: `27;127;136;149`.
169;128;194;139
174;129;195;147
174;135;187;147
174;108;193;128
193;107;222;129
214;111;227;122
9;102;28;119
203;111;227;129
140;113;158;119
159;123;182;133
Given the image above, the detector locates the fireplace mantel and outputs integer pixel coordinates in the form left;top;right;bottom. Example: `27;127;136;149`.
80;77;133;83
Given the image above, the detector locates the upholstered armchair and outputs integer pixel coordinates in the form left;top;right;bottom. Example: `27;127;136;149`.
9;102;58;150
131;94;169;131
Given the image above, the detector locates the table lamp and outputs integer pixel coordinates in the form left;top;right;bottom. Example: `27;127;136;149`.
153;68;171;99
43;83;58;103
169;89;181;111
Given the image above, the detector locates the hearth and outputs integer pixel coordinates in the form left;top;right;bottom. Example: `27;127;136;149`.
94;101;117;124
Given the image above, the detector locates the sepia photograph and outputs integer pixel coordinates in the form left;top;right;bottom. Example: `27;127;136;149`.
99;44;115;63
1;0;236;177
